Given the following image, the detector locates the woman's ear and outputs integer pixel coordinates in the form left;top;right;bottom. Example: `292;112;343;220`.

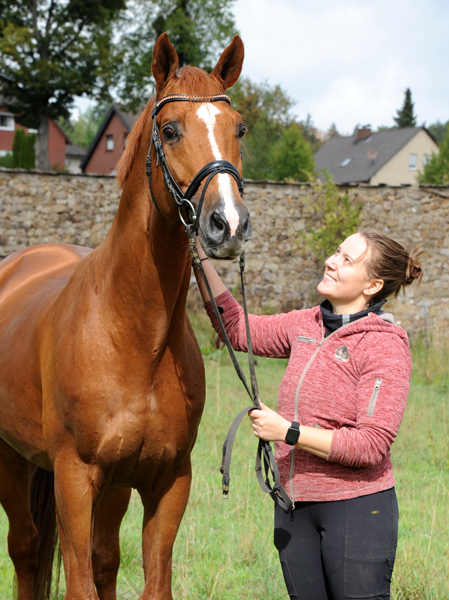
364;279;384;299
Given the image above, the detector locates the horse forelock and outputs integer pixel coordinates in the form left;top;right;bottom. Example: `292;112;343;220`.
164;66;224;98
116;67;225;190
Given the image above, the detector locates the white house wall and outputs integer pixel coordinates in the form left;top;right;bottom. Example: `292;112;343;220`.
370;129;439;186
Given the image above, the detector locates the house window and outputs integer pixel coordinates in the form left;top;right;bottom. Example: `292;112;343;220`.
0;149;12;157
340;158;352;167
408;153;417;171
106;134;114;151
0;113;15;131
422;154;431;166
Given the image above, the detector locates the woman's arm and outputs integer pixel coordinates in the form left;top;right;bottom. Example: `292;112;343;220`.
249;402;333;459
192;241;227;302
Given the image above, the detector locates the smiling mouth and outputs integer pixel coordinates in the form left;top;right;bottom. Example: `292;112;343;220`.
324;271;337;282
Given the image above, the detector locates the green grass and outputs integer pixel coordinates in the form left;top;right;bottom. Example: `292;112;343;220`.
0;341;448;599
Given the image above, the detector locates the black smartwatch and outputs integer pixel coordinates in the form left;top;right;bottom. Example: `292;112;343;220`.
285;421;300;445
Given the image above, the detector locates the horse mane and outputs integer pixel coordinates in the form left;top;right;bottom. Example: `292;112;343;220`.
116;98;154;189
116;66;224;189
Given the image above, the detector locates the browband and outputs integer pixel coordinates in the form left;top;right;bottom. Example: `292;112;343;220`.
152;93;231;117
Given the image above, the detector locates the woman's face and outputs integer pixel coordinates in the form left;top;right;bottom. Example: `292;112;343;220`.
317;233;378;314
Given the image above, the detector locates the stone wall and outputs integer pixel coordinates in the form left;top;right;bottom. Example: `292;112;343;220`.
1;167;448;339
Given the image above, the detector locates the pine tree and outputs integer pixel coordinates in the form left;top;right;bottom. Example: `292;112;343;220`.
394;88;417;128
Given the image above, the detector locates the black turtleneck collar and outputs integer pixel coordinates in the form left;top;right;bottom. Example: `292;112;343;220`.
320;299;387;337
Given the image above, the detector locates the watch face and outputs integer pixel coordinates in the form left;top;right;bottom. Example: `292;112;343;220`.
286;426;300;445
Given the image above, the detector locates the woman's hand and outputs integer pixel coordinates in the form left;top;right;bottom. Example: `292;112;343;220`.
248;401;290;442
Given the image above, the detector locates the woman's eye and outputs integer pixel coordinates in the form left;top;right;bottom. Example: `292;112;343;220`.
163;127;176;140
238;124;247;139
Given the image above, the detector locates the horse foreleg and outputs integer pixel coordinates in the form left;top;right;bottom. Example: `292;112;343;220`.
0;440;38;600
138;459;192;600
92;487;132;600
53;451;102;600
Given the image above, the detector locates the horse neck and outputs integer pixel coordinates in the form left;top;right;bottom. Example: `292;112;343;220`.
94;131;191;340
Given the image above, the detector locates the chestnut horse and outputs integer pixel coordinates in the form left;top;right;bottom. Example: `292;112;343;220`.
0;33;250;600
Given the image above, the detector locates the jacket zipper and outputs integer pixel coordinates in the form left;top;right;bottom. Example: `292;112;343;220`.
288;316;372;507
367;378;382;417
296;336;317;343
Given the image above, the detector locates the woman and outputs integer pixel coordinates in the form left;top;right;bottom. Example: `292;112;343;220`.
193;228;423;600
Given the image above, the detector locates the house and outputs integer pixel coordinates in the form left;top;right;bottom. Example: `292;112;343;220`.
314;126;439;185
0;96;70;169
65;143;86;174
80;105;140;175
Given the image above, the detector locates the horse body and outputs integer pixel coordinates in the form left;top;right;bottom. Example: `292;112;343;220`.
0;33;248;600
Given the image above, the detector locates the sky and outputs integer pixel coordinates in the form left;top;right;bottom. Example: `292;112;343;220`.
73;0;449;136
231;0;449;134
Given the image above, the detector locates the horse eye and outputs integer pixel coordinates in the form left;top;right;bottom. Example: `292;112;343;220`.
238;124;247;139
163;127;176;140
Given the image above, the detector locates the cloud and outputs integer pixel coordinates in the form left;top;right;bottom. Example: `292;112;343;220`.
233;0;449;131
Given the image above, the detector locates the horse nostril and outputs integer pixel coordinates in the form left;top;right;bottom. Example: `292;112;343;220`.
212;212;225;231
242;213;252;241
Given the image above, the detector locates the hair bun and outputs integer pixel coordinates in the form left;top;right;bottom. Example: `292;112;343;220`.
405;246;423;286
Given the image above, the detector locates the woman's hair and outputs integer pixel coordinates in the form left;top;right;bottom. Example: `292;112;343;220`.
359;228;423;305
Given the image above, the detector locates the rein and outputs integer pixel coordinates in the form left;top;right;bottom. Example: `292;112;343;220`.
146;93;293;513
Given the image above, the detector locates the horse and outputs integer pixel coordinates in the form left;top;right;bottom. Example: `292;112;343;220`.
0;32;250;600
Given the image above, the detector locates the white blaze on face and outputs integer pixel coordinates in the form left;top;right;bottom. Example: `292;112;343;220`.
196;103;240;236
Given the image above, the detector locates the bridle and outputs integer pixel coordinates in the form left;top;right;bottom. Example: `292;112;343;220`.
146;93;245;231
146;92;293;513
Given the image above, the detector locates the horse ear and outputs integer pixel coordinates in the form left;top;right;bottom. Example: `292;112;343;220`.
209;35;244;90
152;33;179;94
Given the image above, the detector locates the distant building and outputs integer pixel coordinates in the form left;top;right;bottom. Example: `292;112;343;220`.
0;96;70;169
314;126;439;186
65;143;86;174
80;105;140;175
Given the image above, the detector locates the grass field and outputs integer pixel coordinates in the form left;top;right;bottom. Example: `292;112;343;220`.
0;334;448;599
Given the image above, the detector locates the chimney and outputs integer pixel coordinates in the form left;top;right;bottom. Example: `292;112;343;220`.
356;125;371;142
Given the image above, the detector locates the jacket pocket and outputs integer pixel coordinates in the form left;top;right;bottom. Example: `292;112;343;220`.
367;378;382;417
296;336;317;343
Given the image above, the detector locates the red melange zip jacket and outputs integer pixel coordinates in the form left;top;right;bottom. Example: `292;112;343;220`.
206;290;412;503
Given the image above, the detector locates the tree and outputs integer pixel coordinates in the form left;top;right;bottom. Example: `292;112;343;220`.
227;77;298;180
393;88;417;128
418;123;449;185
302;172;363;260
298;113;323;153
427;120;449;146
60;106;108;150
270;123;315;182
115;0;237;111
0;0;126;170
327;123;341;139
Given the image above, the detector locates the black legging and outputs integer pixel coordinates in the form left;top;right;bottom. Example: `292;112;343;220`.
274;488;398;600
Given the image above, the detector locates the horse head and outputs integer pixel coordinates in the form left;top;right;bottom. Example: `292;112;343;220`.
149;33;252;259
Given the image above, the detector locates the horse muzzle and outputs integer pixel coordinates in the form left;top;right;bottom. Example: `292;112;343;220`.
199;198;252;259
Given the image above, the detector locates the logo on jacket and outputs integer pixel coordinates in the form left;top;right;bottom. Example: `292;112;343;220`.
335;345;350;362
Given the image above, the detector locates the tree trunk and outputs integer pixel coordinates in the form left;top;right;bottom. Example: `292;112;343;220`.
35;114;51;171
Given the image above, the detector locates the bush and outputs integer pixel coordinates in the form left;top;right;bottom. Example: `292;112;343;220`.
0;153;13;168
12;128;36;169
418;123;449;185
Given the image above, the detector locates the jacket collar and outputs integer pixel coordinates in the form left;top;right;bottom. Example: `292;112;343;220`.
320;299;387;337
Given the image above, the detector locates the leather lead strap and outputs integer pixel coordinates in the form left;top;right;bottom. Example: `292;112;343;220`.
195;252;293;514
